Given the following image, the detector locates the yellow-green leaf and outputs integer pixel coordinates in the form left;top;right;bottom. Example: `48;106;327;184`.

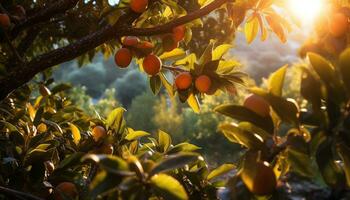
160;48;186;60
160;73;174;98
69;123;81;145
187;93;200;113
244;14;259;44
150;174;188;200
268;65;288;96
212;44;232;60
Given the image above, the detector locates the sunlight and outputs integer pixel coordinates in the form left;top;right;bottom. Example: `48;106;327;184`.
287;0;325;24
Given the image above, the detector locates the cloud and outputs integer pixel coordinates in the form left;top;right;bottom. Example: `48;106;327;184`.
229;31;305;82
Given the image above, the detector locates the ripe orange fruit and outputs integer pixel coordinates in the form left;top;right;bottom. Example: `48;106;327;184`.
130;0;148;13
243;94;270;117
173;25;186;42
99;144;114;154
0;14;10;29
329;12;349;37
123;36;140;46
195;75;212;93
143;54;162;76
162;34;179;52
115;48;132;68
241;161;277;196
175;72;192;90
92;126;107;142
54;182;78;200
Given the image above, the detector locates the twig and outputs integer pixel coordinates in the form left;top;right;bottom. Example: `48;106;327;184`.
0;186;44;200
163;65;188;72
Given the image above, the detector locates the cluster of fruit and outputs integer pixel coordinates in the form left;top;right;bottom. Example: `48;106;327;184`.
46;125;110;200
0;5;26;29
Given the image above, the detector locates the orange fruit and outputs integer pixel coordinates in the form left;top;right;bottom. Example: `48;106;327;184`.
243;94;270;117
115;48;132;68
54;182;78;200
329;12;349;37
123;36;140;46
0;14;10;29
130;0;148;13
195;75;212;93
172;25;186;42
241;161;277;196
162;34;179;52
143;54;162;76
175;72;192;90
92;126;107;142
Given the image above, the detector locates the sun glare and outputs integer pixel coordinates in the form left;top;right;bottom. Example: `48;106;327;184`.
287;0;325;24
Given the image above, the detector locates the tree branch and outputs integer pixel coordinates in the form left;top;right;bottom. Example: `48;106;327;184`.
0;0;229;101
0;186;44;200
11;0;79;38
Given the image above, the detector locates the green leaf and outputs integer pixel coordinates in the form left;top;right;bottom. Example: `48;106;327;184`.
57;152;85;170
187;93;200;113
150;75;162;95
215;104;274;133
268;65;287;96
150;174;188;200
198;40;214;66
106;108;126;131
339;48;350;93
337;143;350;187
174;53;196;70
69;123;81;145
159;48;186;60
83;154;132;176
300;68;323;111
244;14;259;44
308;52;345;103
158;130;172;152
207;164;235;181
149;153;199;176
160;73;174;98
90;171;122;198
212;44;232;60
51;83;72;94
316;139;344;187
308;53;336;84
167;143;201;154
250;88;299;126
125;130;150;141
286;148;315;178
218;123;266;150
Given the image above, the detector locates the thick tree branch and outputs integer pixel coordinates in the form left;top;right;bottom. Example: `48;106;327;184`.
11;0;79;38
0;186;44;200
0;0;229;101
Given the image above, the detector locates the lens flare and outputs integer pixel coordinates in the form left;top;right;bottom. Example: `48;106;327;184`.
287;0;325;24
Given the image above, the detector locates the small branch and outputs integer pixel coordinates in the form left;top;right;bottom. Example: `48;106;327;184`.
0;186;44;200
163;65;188;72
11;0;79;38
122;0;229;36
